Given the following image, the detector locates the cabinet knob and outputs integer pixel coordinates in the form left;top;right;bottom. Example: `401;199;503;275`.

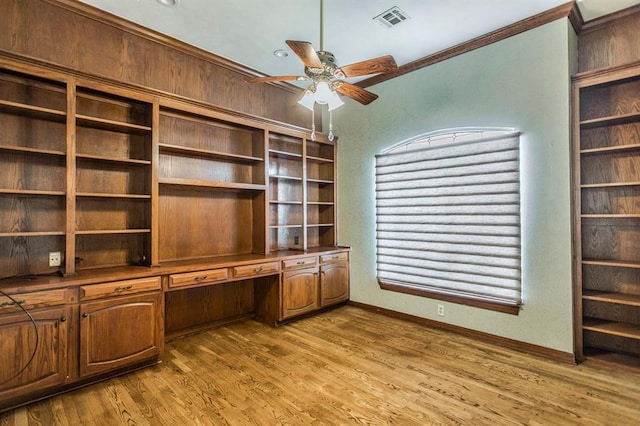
82;312;89;318
60;316;67;322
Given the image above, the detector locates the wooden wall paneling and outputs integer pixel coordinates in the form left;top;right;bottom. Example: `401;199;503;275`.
0;236;66;277
583;264;640;295
158;187;257;262
1;0;310;129
579;5;640;73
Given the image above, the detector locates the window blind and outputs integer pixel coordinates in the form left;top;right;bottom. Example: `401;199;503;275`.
375;132;521;307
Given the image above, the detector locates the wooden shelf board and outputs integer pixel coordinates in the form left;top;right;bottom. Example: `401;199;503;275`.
76;192;151;199
158;177;266;191
582;259;640;269
269;149;302;159
583;318;640;340
75;229;151;235
583;290;640;307
269;225;303;229
0;189;65;196
0;231;65;237
580;112;640;129
0;99;66;121
0;144;65;157
307;223;334;228
269;200;303;205
306;155;334;163
160;143;263;163
76;153;151;165
583;348;640;371
307;201;334;206
581;214;640;218
581;181;640;189
76;114;152;134
307;178;334;184
581;143;640;156
269;175;303;181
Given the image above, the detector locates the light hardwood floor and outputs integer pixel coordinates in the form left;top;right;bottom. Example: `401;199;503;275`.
1;305;639;425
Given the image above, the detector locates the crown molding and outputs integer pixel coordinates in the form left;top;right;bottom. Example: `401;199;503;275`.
358;1;576;89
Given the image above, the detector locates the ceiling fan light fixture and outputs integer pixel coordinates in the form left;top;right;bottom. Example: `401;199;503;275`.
298;90;316;111
314;81;334;104
327;91;344;112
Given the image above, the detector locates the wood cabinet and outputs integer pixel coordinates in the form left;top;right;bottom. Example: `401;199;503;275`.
281;266;320;319
0;288;71;406
573;63;640;366
0;55;347;410
320;252;350;307
268;132;337;252
255;251;349;324
78;277;163;377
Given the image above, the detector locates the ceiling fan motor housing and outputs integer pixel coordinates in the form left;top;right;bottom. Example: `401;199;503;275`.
305;51;340;79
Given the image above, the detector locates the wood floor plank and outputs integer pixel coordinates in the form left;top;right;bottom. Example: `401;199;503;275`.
1;305;639;425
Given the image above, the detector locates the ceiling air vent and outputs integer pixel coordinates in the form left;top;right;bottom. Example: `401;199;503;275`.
374;6;409;28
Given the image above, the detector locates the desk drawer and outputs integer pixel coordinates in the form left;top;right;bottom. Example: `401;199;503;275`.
80;277;161;301
282;256;317;270
0;288;68;313
168;268;229;289
320;252;349;264
232;261;279;279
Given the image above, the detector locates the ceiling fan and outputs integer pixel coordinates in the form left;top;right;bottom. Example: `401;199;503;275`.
244;0;398;140
245;40;398;107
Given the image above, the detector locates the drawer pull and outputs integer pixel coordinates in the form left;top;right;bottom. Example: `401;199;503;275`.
82;312;89;318
114;285;133;292
332;256;339;260
254;267;263;273
0;300;25;308
195;276;208;282
296;261;305;265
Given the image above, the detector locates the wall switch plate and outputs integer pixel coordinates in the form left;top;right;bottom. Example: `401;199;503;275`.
49;251;61;267
437;304;445;317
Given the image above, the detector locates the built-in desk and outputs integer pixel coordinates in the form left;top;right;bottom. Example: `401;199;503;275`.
0;247;349;412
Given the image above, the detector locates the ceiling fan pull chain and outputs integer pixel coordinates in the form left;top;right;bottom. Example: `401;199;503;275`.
311;107;317;141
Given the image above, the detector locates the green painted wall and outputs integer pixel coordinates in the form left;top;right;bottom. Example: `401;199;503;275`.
333;20;576;353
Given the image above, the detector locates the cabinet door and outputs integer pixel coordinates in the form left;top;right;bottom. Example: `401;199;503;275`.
320;262;350;307
281;266;319;319
0;306;69;404
79;292;162;377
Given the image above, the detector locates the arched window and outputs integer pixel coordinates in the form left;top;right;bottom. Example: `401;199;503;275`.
375;128;522;314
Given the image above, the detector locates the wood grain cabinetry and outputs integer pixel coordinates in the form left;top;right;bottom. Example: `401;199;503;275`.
0;291;70;404
158;104;266;262
74;85;153;271
306;140;336;248
281;265;320;319
320;252;350;307
79;277;163;377
573;63;640;365
0;67;67;276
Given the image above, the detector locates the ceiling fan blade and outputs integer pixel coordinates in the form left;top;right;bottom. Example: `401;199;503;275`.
337;55;398;78
335;82;379;105
286;40;323;69
245;75;308;83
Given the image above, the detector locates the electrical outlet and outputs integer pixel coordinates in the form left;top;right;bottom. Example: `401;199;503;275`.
437;304;445;317
49;251;61;267
294;235;299;245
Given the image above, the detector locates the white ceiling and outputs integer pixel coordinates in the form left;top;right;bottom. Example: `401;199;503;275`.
78;0;640;85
